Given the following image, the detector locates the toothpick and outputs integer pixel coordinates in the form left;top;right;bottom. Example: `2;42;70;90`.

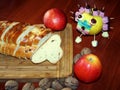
110;17;115;20
110;27;114;29
85;3;88;6
69;11;74;14
94;4;96;9
70;16;74;20
102;6;105;11
94;34;96;41
77;4;80;8
79;33;83;38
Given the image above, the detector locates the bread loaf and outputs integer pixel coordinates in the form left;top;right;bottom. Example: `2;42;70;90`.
0;21;63;64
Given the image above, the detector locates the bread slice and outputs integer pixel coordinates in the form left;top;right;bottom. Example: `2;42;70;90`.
31;34;63;64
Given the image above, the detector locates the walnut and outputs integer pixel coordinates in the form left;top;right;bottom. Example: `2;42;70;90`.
22;82;35;90
58;78;66;87
34;87;43;90
65;76;79;90
5;80;18;90
61;87;72;90
73;53;82;63
39;78;52;89
46;88;55;90
80;47;92;56
51;80;63;90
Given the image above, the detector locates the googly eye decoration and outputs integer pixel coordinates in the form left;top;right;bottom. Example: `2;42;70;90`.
70;4;114;47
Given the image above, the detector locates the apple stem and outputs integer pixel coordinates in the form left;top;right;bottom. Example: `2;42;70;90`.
88;57;93;62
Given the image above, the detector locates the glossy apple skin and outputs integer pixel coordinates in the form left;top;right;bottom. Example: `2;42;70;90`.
43;8;67;31
74;54;102;83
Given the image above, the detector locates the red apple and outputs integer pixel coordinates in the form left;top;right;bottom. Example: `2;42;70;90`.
43;8;67;31
74;54;102;83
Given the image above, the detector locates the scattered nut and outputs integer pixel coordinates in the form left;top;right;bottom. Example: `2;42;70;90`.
73;53;82;63
34;87;43;90
22;82;35;90
5;80;18;90
61;87;72;90
4;77;79;90
65;76;79;90
39;78;52;89
46;88;55;90
58;78;66;86
51;80;63;90
80;47;92;56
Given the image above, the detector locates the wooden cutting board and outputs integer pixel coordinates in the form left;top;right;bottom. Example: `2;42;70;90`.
0;23;73;79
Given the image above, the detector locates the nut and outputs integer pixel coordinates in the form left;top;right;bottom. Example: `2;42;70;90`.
22;82;35;90
51;80;63;90
5;80;18;90
65;76;79;90
39;78;52;89
73;53;82;63
58;78;66;87
80;47;92;56
34;87;43;90
61;87;72;90
46;88;55;90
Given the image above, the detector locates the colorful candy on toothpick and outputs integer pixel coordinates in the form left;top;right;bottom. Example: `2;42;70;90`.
70;4;114;47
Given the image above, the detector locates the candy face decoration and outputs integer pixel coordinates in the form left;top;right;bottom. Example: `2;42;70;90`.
73;5;110;47
76;13;103;35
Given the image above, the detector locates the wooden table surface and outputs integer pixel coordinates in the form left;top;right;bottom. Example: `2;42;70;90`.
0;0;120;90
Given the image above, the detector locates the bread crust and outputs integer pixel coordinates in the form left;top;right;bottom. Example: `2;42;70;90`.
0;21;63;64
0;41;35;59
0;21;52;59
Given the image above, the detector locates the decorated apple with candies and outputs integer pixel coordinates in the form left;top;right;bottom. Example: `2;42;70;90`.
43;8;67;31
74;54;102;83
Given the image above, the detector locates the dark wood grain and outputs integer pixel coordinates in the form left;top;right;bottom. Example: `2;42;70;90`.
0;0;120;90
